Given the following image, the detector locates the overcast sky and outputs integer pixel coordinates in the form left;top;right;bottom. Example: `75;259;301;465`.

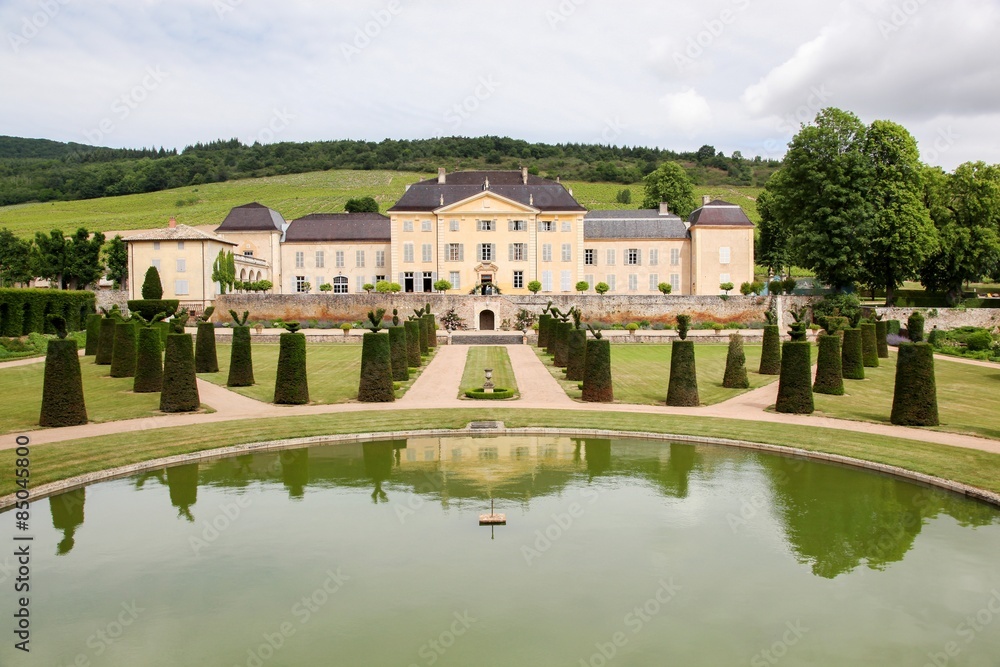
2;0;997;169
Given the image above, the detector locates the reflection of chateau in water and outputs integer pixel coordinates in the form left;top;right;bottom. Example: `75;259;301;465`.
49;488;85;555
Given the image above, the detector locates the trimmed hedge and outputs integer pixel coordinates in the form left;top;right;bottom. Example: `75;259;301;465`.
0;288;94;336
890;342;939;426
667;340;699;406
759;325;781;375
464;387;515;400
388;326;409;382
141;265;164;299
156;320;170;345
582;338;613;402
109;321;137;378
545;319;558;357
423;313;437;348
195;322;219;373
875;320;889;358
813;333;844;395
95;318;116;365
227;326;255;387
417;317;429;355
404;320;422;367
722;333;749;389
887;319;901;336
537;314;552;348
127;299;179;322
273;332;309;404
133;326;164;393
553;321;570;368
841;328;865;380
39;338;87;427
84;313;101;355
565;329;587;381
907;311;925;342
860;322;879;368
775;341;814;414
358;332;395;402
160;333;200;412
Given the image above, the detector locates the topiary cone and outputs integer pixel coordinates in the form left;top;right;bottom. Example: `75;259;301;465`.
545;319;559;357
582;338;613;403
404;320;422;367
565;329;587;381
553;321;570;368
537;314;552;348
875;320;889;358
423;313;438;348
39;338;87;427
759;324;781;375
890;342;939;426
860;322;879;368
109;321;137;378
813;333;844;395
84;313;101;355
160;333;200;412
775;340;814;414
273;331;309;404
667;339;700;406
841;328;865;380
227;326;255;387
388;326;409;382
417;317;430;355
95;318;116;365
133;327;163;393
195;321;219;373
722;333;749;389
358;332;395;402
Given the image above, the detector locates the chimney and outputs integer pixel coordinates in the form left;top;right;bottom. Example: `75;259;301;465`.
438;167;446;184
702;195;712;206
659;202;670;216
168;216;177;229
521;166;528;184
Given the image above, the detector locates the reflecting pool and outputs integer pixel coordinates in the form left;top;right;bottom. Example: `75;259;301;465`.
2;436;999;666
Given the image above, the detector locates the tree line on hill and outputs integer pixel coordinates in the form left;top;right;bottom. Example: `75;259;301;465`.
0;135;778;207
755;108;1000;305
0;227;127;290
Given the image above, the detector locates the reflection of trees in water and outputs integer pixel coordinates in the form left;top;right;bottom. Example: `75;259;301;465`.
50;488;85;555
583;440;611;478
166;464;199;522
280;450;309;500
363;441;397;504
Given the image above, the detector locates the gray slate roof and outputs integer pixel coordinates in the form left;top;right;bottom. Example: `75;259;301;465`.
283;213;390;243
584;210;689;240
689;200;754;227
388;171;585;213
215;202;286;233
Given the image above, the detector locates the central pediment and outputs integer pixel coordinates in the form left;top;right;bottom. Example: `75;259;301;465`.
434;190;540;215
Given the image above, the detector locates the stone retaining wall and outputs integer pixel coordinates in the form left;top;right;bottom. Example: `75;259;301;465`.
875;306;1000;332
95;289;129;314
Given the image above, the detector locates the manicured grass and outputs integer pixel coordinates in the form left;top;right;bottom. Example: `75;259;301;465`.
0;331;86;361
814;352;1000;440
458;346;518;398
537;343;777;405
199;342;425;403
5;408;1000;500
0;355;164;433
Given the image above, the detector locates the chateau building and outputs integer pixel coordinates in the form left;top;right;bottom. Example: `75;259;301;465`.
126;169;754;309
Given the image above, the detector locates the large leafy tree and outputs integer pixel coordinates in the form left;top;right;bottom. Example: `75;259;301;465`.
767;108;873;291
212;249;236;294
860;120;937;304
344;196;379;213
754;185;790;277
641;161;696;217
920;162;1000;303
32;230;69;288
104;234;129;289
65;228;105;290
0;228;34;287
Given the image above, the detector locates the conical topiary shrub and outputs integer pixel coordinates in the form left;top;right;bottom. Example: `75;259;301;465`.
39;316;87;427
875;320;889;358
388;326;409;382
109;320;137;378
358;309;394;403
813;333;844;395
841;327;865;380
95;317;116;365
722;333;749;389
423;311;437;348
537;314;552;348
907;311;925;343
142;265;164;299
84;313;101;355
582;330;613;403
160;314;200;412
404;320;422;367
775;309;813;414
133;325;163;393
273;322;309;405
566;328;587;381
667;315;699;406
860;322;879;368
553;320;570;368
193;307;218;373
759;323;782;375
416;316;429;355
890;341;939;426
226;310;254;387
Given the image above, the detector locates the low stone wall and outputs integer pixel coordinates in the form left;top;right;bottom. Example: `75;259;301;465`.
875;306;1000;332
95;289;129;314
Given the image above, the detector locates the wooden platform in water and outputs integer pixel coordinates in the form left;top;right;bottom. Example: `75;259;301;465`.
479;513;507;525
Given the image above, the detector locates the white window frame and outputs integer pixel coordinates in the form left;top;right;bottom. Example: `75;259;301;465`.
477;219;495;232
542;244;552;262
333;276;348;294
335;251;345;268
421;244;433;263
584;249;595;266
509;220;526;232
720;247;731;265
542;270;553;292
606;249;616;266
626;248;640;266
315;251;325;268
628;274;638;291
561;244;572;262
449;271;461;290
478;243;494;262
671;248;681;266
447;243;463;262
510;243;526;261
449;219;460;232
403;220;414;232
356;250;365;268
295;276;308;293
540;220;554;232
375;250;385;268
560;270;571;292
403;243;414;263
295;251;304;269
513;270;524;289
649;249;659;266
421;219;432;232
649;274;659;292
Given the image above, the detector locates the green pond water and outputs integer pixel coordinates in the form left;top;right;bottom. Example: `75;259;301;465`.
2;436;1000;666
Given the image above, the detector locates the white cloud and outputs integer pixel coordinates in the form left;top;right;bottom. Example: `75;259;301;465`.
659;89;713;135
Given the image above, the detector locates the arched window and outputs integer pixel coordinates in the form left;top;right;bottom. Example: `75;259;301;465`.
333;276;349;294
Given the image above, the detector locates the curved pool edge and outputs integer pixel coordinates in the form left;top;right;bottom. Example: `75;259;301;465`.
4;425;1000;510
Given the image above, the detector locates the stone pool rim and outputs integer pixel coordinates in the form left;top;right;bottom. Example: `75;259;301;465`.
3;425;999;510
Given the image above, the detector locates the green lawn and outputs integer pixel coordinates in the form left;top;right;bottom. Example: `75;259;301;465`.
199;341;426;403
0;354;164;434
458;346;518;397
537;343;777;405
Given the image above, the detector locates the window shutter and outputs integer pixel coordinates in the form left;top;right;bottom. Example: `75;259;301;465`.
490;243;496;260
508;244;513;261
459;244;465;261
